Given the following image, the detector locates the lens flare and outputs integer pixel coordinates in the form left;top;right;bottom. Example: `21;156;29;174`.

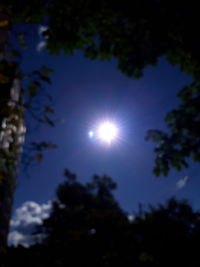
88;131;94;138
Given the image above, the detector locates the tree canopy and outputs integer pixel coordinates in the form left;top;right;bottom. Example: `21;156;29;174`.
1;0;199;175
35;170;128;266
3;172;200;266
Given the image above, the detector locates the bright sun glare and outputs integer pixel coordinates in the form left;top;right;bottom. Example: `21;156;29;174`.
97;122;118;143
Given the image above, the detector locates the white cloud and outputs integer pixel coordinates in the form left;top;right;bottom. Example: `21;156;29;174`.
38;25;48;36
9;201;51;247
36;25;48;52
8;231;32;247
176;176;189;189
10;201;51;227
8;230;45;248
128;214;135;222
36;40;47;52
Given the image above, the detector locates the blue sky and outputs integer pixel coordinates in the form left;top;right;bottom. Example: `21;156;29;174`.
11;27;200;219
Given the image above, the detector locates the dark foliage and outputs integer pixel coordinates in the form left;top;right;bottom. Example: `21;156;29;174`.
2;173;200;266
2;0;200;175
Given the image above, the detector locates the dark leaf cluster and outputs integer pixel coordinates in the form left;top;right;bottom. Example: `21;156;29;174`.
2;173;200;266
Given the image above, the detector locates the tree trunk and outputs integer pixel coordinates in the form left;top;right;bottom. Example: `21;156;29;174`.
0;164;16;249
0;74;25;250
0;12;24;251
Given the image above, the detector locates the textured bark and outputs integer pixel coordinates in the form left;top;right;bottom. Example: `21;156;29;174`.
0;76;25;250
0;12;18;251
0;170;16;249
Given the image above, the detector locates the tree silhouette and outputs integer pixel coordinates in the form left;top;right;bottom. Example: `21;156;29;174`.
1;0;200;248
4;177;200;267
132;198;200;266
34;170;128;267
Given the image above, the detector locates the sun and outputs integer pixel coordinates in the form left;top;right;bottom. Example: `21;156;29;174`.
97;121;118;144
88;120;119;145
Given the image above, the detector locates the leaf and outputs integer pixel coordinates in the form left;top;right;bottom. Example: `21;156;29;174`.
28;82;39;97
40;65;54;76
42;116;55;127
41;142;57;149
17;32;28;49
0;73;10;84
35;153;43;161
45;143;57;149
7;50;21;58
0;20;9;27
40;75;51;83
44;106;54;113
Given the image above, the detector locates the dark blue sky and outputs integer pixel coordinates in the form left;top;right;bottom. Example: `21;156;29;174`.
13;35;200;215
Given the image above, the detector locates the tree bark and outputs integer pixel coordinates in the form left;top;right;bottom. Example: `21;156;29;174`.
0;168;16;249
0;12;25;249
0;75;25;250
